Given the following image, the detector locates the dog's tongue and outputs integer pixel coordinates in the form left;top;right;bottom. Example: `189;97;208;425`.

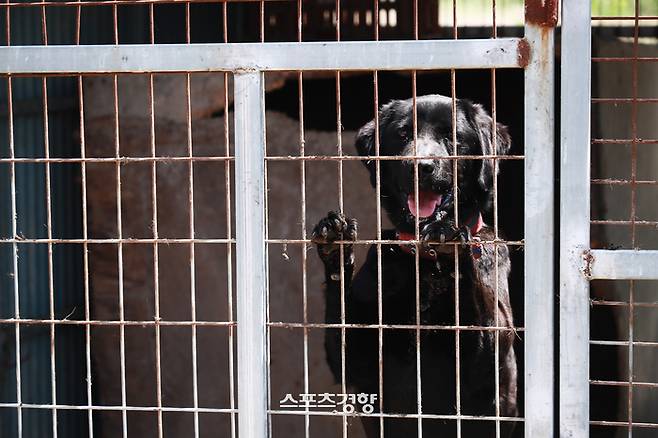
407;191;442;218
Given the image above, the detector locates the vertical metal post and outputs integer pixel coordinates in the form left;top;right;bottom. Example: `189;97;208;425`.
234;71;269;438
560;0;591;437
524;6;555;437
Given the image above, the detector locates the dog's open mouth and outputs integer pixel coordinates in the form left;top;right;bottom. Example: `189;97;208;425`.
407;190;443;218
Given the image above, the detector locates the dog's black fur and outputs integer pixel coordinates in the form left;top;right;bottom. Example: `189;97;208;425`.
312;95;517;437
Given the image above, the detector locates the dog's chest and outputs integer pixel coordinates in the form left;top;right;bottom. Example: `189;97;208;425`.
418;262;454;310
380;252;467;325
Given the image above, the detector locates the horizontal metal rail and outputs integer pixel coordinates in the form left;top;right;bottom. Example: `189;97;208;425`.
0;154;526;163
0;39;527;74
587;250;658;280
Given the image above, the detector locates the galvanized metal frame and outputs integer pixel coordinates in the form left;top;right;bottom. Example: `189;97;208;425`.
524;21;555;438
559;1;591;437
0;39;526;73
1;16;555;438
235;71;269;438
560;0;658;437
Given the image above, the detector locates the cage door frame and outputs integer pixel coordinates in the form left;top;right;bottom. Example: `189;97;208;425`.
0;30;554;438
560;0;658;436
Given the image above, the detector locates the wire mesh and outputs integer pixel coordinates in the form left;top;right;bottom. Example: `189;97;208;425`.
0;1;544;437
263;1;525;437
589;0;658;436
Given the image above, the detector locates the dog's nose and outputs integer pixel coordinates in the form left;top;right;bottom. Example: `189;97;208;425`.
418;160;435;176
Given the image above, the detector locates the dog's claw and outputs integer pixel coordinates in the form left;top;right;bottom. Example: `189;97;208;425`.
420;219;468;248
311;211;356;243
311;211;358;265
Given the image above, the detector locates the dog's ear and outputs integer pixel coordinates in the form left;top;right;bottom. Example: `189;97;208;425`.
465;102;512;207
458;102;512;209
355;119;377;183
355;100;405;185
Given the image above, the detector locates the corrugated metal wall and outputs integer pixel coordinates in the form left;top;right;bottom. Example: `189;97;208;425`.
0;7;146;437
1;8;84;437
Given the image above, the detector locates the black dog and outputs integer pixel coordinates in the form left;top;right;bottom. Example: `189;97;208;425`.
312;95;517;437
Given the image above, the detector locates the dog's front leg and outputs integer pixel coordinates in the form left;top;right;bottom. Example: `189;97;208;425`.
418;215;466;257
311;211;358;285
311;211;358;381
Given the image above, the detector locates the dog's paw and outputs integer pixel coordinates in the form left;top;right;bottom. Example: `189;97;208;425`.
420;221;472;250
311;211;357;261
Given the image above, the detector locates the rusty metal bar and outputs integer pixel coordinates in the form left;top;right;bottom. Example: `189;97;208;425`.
268;410;524;421
0;237;524;246
371;2;384;435
75;0;95;430
592;97;658;103
0;0;289;6
592;57;658;62
450;0;462;434
0;319;237;327
627;4;642;433
0;318;523;331
491;3;502;437
222;5;237;438
0;402;238;413
267;322;526;331
591;220;658;226
592;300;658;308
589;421;658;430
0;237;235;244
591;178;658;185
6;70;23;438
592;139;658;144
0;154;525;163
590;340;658;347
591;380;658;388
38;9;59;435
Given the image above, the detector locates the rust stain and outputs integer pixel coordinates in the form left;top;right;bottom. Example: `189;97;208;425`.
517;38;531;68
582;250;594;279
525;0;559;27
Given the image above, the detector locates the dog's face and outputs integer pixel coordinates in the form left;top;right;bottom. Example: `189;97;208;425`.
355;94;511;233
